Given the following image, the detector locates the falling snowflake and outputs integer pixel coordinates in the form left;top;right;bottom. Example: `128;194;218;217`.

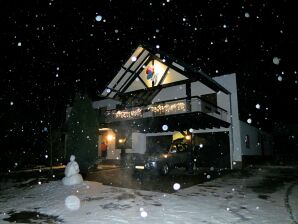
65;195;81;211
277;76;282;81
141;211;148;218
173;183;181;190
273;57;280;65
247;118;252;124
131;56;137;62
162;124;168;131
156;45;160;49
139;208;148;218
245;12;250;18
10;101;14;106
255;104;260;109
95;15;102;22
17;42;22;46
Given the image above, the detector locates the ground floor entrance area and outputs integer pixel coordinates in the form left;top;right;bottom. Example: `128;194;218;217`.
145;131;230;169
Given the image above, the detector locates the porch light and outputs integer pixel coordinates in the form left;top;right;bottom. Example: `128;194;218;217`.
118;138;126;144
185;135;191;141
107;134;114;142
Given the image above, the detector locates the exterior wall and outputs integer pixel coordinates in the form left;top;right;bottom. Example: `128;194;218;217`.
152;84;186;103
240;120;273;156
214;73;242;166
106;137;120;160
191;81;215;96
99;130;120;160
132;133;146;154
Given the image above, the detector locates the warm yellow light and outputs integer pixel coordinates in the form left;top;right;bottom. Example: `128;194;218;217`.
185;135;191;140
118;138;126;144
107;134;114;142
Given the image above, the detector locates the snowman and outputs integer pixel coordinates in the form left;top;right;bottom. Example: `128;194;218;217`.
62;155;83;186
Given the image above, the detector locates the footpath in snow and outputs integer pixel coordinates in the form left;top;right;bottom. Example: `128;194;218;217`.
0;165;297;224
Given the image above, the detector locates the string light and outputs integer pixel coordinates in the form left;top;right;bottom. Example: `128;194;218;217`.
148;102;186;114
114;108;142;119
108;102;186;120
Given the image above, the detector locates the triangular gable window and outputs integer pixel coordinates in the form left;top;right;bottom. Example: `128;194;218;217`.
102;45;190;96
125;60;188;93
139;60;167;88
161;68;188;85
125;77;146;92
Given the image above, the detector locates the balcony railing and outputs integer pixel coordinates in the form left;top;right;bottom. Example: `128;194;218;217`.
104;96;228;123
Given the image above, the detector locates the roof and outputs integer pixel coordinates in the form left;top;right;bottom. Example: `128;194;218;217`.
101;44;230;102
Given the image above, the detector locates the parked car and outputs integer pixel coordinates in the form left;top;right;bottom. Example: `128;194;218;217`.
132;139;195;175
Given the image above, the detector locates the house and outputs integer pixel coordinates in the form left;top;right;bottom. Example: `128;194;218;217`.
92;44;273;169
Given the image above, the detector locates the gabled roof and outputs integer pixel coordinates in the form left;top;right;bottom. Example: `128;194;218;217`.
101;44;230;101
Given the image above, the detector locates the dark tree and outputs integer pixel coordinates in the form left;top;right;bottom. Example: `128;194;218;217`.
66;94;98;176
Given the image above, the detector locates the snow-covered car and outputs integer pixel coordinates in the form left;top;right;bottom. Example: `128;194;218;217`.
132;139;194;175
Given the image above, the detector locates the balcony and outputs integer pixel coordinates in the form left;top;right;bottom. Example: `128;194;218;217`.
104;96;229;124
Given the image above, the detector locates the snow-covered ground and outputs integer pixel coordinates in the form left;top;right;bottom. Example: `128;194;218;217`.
0;166;297;224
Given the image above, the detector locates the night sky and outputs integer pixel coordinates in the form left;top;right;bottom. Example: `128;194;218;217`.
0;0;297;167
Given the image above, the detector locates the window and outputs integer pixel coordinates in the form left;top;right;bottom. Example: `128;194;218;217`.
245;135;250;148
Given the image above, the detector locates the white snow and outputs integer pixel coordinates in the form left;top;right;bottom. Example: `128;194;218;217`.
0;166;297;223
62;155;83;186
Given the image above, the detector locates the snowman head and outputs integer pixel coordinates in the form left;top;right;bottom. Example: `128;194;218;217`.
70;155;75;162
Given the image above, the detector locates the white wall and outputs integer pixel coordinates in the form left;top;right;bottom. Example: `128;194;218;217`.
191;81;215;96
107;138;120;160
214;73;242;164
240;120;273;156
240;121;261;156
152;84;186;103
132;133;146;154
